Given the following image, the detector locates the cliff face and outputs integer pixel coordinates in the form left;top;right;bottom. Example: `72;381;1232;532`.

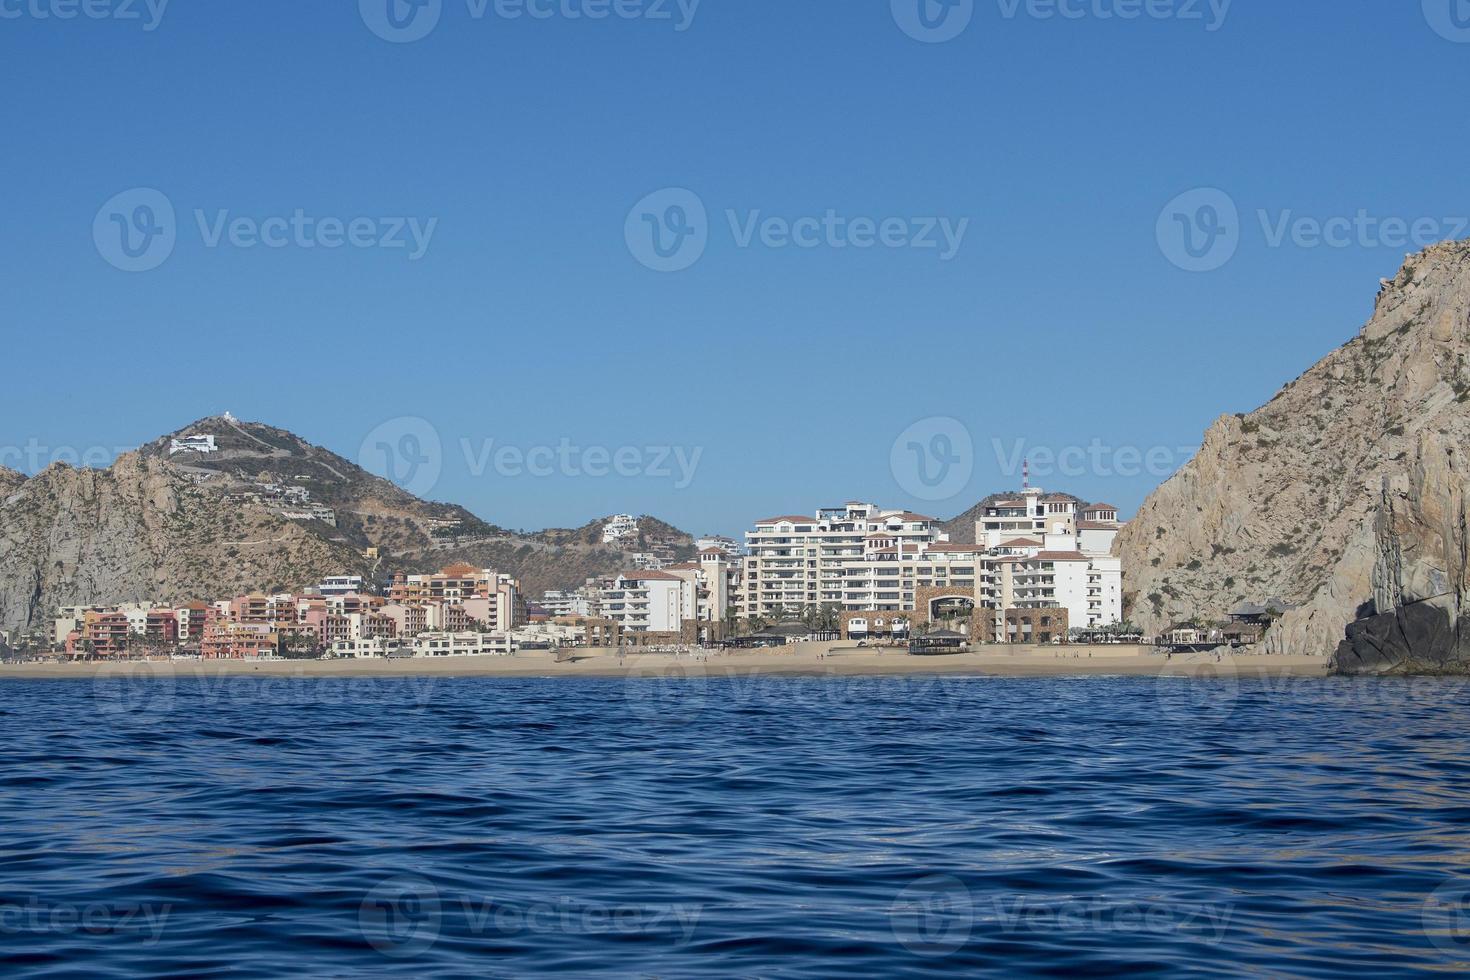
1334;432;1470;673
1117;241;1470;657
0;418;696;635
0;452;364;633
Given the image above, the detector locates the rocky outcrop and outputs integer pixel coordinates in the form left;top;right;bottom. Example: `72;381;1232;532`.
0;452;365;634
1333;432;1470;673
1117;240;1470;657
0;418;697;636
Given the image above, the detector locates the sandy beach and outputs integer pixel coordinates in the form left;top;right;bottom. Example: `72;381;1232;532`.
0;642;1329;681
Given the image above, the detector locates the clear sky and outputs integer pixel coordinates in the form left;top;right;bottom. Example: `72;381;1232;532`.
3;2;1468;537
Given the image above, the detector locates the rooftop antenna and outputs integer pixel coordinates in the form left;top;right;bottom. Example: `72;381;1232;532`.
1022;458;1030;490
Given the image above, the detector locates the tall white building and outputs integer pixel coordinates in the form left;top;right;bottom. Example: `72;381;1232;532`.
595;571;690;634
734;490;1125;633
739;503;948;619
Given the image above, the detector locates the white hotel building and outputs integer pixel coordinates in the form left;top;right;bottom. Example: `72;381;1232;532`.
737;491;1124;633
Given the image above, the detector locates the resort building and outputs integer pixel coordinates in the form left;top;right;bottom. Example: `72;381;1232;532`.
738;489;1126;641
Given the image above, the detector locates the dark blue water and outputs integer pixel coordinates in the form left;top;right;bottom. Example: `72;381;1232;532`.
4;672;1470;977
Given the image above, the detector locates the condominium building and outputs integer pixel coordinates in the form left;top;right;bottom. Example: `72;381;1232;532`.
594;571;691;634
388;565;524;627
739;503;947;619
541;590;593;618
738;490;1126;636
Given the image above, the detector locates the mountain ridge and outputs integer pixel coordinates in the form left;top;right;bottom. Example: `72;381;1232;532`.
0;417;697;635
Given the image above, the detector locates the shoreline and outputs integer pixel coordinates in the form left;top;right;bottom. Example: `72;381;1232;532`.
0;642;1330;681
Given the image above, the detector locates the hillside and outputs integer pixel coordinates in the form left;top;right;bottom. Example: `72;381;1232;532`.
1117;241;1470;657
0;417;696;634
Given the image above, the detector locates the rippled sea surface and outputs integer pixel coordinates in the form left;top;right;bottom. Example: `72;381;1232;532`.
5;673;1470;977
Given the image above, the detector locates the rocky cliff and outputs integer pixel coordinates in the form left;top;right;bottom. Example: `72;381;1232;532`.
0;417;696;636
1117;241;1470;657
1333;432;1470;673
0;452;364;633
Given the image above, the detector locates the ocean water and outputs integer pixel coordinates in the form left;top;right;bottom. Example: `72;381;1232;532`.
3;671;1470;977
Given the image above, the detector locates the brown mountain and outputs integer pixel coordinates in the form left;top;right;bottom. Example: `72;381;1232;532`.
1117;241;1470;660
0;417;694;635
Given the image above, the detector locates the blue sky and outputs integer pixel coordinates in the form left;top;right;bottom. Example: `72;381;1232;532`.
2;1;1468;537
